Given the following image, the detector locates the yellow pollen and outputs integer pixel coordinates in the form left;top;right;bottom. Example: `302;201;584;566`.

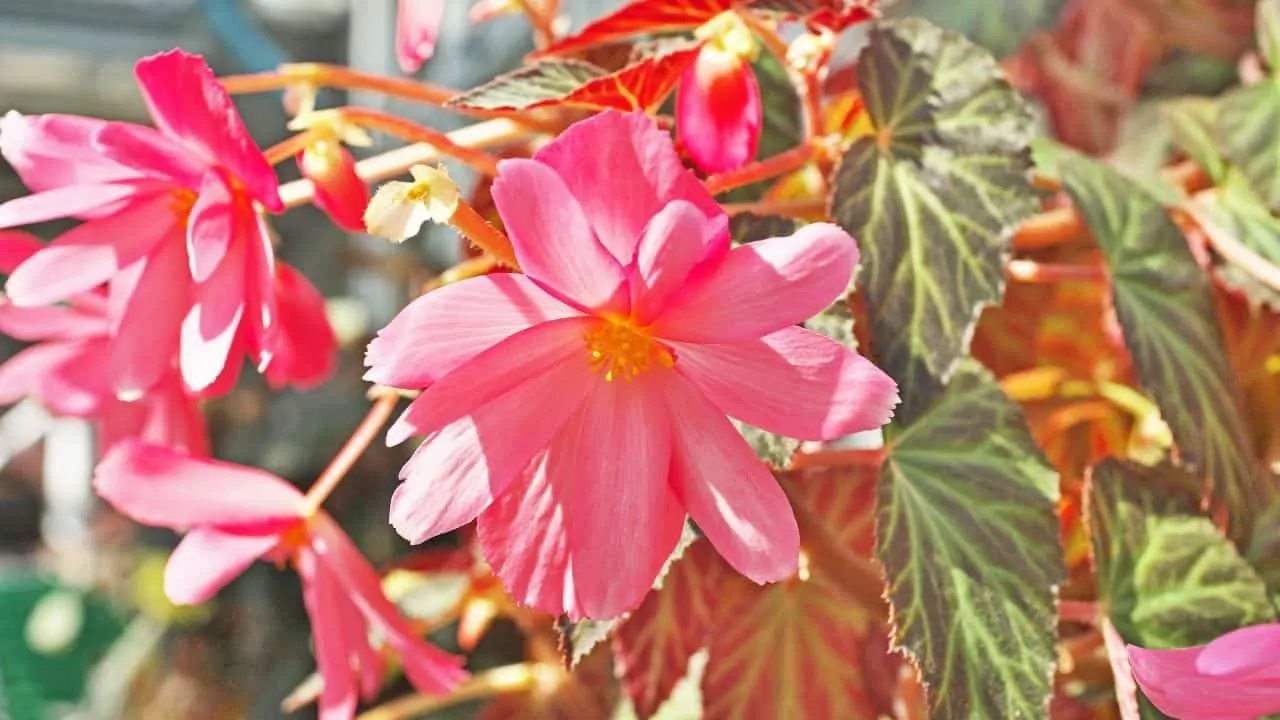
584;318;674;382
169;188;198;226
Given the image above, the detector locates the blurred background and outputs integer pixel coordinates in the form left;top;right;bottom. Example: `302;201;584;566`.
0;0;1254;717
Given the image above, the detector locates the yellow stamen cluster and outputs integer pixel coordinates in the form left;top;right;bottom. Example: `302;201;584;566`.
170;188;198;226
584;318;674;382
695;11;759;63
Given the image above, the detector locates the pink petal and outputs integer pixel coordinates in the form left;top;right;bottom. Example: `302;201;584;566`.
164;527;277;605
5;193;175;307
186;171;235;283
296;548;360;720
180;236;247;392
662;371;799;583
0;342;89;408
242;210;279;372
0;112;144;191
396;0;446;74
313;517;468;695
630;199;729;324
0;230;43;273
91;121;205;187
99;375;210;456
477;377;686;621
1129;643;1280;720
533;110;721;265
37;338;111;416
110;230;188;398
300;143;369;232
386;316;591;445
491;158;627;312
365;273;581;389
671;326;898;441
676;52;761;174
390;348;595;543
133;50;282;212
0;301;107;341
1197;623;1280;677
93;440;304;532
651;223;858;343
264;262;336;390
0;183;145;229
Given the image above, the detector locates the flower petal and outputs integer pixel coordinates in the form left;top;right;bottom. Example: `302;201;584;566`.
676;52;761;174
396;0;446;74
133;50;282;211
671;326;898;440
180;236;247;392
38;338;111;416
186;171;235;283
264;262;336;390
164;528;277;605
491;158;627;312
390;348;594;543
0;112;143;191
243;209;279;372
99;375;210;456
0;301;107;341
1196;623;1280;677
93;440;304;532
110;230;188;398
651;223;858;343
5;193;175;307
630;199;729;324
1129;643;1280;720
365;273;581;390
0;342;87;408
533;110;721;265
662;371;799;583
296;548;360;720
386;316;590;445
301;143;369;232
91;121;205;187
0;230;43;273
0;183;144;230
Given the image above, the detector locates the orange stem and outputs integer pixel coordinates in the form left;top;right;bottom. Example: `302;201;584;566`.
263;130;318;166
223;63;454;106
1007;259;1108;284
737;9;790;66
517;0;559;48
704;143;816;195
791;447;884;469
421;254;500;294
302;393;400;513
1014;206;1083;251
722;197;826;218
1059;600;1100;625
451;200;520;269
338;107;503;176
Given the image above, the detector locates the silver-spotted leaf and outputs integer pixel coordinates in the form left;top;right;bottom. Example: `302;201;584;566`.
1188;172;1280;309
886;0;1067;58
877;359;1063;718
830;18;1038;421
1217;79;1280;212
1056;150;1266;541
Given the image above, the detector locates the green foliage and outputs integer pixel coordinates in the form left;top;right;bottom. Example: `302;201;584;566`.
1056;149;1267;542
877;360;1063;719
888;0;1067;58
830;18;1038;420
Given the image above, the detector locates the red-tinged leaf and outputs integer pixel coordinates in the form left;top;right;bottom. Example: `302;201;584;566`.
533;0;735;58
477;645;619;720
749;0;879;32
612;540;725;719
449;46;701;113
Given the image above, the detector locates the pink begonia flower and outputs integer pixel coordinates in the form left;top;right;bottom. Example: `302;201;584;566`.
0;49;335;395
298;139;369;232
0;231;208;455
1128;624;1280;719
364;110;899;620
677;13;762;174
93;441;469;720
397;0;446;74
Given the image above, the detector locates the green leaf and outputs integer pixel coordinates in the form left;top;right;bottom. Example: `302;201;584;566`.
830;18;1038;421
1258;0;1280;72
887;0;1067;58
1056;149;1265;542
1087;459;1276;651
1217;79;1280;212
727;214;798;246
877;359;1063;718
1160;97;1227;182
447;60;604;110
1186;171;1280;309
731;419;798;470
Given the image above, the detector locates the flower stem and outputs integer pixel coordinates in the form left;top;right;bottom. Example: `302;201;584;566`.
301;393;400;514
338;107;503;176
1059;600;1100;625
223;63;455;106
721;197;825;218
356;663;540;720
1006;259;1108;284
263;130;318;166
704;143;816;196
1013;206;1083;251
279;118;533;209
451;200;520;269
421;254;500;294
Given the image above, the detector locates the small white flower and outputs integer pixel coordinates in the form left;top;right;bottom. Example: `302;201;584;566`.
364;164;461;242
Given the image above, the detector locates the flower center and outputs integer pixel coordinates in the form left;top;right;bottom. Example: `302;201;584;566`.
170;188;198;226
583;317;673;382
695;11;758;63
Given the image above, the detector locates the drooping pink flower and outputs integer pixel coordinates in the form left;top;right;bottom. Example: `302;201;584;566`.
298;139;368;232
364;110;899;620
93;441;469;720
1128;624;1280;719
677;12;762;174
0;49;334;395
397;0;446;74
0;231;208;455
